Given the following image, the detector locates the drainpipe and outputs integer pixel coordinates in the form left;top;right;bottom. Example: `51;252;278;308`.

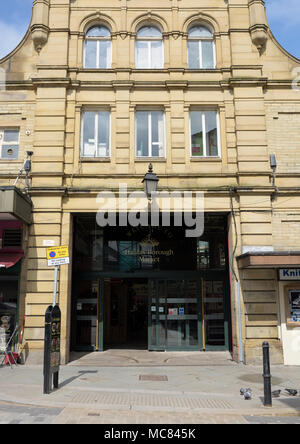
236;281;244;363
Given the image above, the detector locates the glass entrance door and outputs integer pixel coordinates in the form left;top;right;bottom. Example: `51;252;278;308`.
149;278;202;350
72;279;100;351
203;279;230;350
71;274;230;352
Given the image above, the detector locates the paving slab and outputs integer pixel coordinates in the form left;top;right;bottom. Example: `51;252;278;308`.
1;350;300;423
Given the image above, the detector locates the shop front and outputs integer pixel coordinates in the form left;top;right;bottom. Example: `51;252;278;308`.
0;187;32;343
237;252;300;366
71;213;232;353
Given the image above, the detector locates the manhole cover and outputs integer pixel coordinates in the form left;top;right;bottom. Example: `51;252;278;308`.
139;375;168;381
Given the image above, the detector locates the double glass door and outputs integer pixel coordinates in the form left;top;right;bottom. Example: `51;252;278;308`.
71;274;229;352
149;276;229;351
149;279;202;350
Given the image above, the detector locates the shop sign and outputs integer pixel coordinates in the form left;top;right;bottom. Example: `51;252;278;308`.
278;269;300;281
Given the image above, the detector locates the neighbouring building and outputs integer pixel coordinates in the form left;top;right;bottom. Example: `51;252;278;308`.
0;0;300;365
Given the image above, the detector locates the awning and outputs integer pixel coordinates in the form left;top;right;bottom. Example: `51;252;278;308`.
237;251;300;269
0;249;24;269
0;187;32;224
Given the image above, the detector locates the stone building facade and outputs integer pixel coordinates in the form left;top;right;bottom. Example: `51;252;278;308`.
0;0;300;365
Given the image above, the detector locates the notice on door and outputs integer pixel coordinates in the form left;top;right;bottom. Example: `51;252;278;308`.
169;308;178;316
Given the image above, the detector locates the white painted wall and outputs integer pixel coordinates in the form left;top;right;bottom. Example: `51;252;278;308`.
279;282;300;366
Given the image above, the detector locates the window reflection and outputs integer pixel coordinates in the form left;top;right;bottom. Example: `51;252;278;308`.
73;215;227;272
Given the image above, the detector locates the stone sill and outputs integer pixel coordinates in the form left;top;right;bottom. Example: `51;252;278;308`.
135;158;166;162
80;157;111;162
190;157;221;162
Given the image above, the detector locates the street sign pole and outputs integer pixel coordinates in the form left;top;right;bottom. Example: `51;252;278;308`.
53;265;59;307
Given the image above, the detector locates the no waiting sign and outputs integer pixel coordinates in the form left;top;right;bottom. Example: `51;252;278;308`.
46;246;69;267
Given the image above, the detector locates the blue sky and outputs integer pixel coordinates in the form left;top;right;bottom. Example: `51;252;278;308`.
0;0;299;60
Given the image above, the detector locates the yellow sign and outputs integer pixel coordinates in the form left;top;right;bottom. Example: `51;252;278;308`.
46;246;69;260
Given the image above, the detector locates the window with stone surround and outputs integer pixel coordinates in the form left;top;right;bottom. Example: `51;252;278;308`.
81;111;110;158
0;129;19;160
187;25;215;69
190;111;220;158
136;26;164;69
136;111;165;158
84;26;112;69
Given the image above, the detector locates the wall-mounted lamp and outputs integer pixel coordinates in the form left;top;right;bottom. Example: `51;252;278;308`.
142;163;159;199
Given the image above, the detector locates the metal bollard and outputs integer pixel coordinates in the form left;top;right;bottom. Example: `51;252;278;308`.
262;341;272;407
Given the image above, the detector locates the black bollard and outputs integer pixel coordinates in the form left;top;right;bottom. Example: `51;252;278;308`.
262;341;272;407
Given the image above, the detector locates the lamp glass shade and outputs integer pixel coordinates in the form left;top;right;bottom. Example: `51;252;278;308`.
142;164;159;197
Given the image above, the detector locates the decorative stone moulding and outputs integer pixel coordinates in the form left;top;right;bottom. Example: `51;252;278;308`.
31;0;50;53
250;24;268;52
31;24;50;53
249;0;268;52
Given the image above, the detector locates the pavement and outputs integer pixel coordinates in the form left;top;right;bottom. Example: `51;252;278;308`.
1;350;300;425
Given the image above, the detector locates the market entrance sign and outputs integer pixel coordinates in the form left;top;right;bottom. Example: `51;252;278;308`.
279;269;300;281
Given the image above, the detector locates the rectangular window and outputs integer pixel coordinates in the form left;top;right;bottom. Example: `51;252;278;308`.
187;41;200;69
188;40;215;70
202;41;215;69
190;111;220;158
136;111;165;158
136;41;163;69
84;40;112;69
99;41;112;69
85;40;97;69
0;129;19;160
136;41;149;69
82;111;110;157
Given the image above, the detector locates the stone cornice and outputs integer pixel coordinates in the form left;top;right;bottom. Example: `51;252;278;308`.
2;77;299;92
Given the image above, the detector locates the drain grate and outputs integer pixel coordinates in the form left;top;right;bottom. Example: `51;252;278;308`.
139;375;168;382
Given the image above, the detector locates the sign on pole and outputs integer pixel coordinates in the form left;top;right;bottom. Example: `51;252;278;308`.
46;245;70;306
46;246;69;267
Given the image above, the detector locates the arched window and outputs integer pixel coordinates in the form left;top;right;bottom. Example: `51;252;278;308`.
136;26;163;69
187;25;215;69
84;26;112;69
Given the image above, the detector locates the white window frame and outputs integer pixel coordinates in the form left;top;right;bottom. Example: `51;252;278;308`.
135;111;165;158
189;111;221;158
81;111;111;158
187;28;216;69
135;28;164;69
0;128;20;160
84;27;112;69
